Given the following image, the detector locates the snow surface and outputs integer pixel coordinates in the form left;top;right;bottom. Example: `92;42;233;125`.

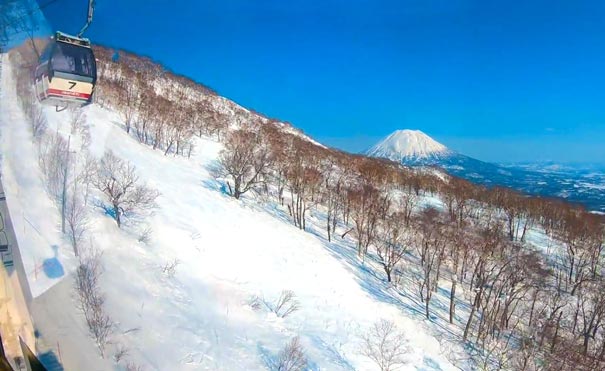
0;55;461;370
366;130;451;162
0;57;79;298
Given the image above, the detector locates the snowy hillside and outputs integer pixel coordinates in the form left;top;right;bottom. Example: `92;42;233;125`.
0;53;462;370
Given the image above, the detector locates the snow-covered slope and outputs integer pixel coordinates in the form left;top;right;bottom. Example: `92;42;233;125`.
366;130;452;162
0;55;460;370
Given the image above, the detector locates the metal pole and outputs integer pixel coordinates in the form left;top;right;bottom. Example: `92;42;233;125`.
77;0;95;37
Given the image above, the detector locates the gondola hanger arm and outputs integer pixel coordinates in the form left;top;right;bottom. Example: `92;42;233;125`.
77;0;95;38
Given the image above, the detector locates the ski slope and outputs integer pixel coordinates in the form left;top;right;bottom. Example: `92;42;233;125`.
0;54;461;370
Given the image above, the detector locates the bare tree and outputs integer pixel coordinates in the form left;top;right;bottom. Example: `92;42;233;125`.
397;192;417;227
30;104;47;140
274;336;308;371
348;184;390;259
360;319;410;371
0;1;39;52
218;129;271;199
94;151;160;228
65;186;89;257
37;133;74;234
77;152;97;206
38;133;70;202
445;225;471;324
117;71;142;134
575;278;605;356
74;245;113;357
376;212;410;283
414;208;447;320
284;143;323;230
0;2;18;50
69;107;86;134
319;162;343;242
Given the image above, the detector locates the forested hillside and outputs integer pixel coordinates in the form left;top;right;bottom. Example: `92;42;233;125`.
3;42;605;370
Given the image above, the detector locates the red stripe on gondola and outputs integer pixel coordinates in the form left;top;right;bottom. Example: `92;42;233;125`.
46;88;90;99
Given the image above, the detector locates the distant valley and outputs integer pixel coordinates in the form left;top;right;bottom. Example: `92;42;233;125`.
366;130;605;212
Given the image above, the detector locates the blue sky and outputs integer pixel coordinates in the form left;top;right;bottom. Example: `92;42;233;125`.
38;0;605;163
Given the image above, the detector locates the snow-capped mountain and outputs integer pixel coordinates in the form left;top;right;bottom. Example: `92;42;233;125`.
365;129;495;171
367;130;605;212
366;129;452;162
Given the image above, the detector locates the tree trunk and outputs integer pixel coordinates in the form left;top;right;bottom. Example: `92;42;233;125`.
341;228;354;239
463;287;483;341
384;265;392;283
449;279;457;324
528;291;537;328
326;215;331;242
583;332;590;355
164;141;173;156
233;178;242;199
114;204;121;228
550;311;563;352
425;294;430;320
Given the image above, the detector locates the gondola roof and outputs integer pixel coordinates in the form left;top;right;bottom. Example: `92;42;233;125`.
55;31;91;48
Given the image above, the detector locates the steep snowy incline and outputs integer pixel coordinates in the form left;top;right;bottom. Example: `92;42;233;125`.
1;55;460;370
0;54;79;297
366;129;452;162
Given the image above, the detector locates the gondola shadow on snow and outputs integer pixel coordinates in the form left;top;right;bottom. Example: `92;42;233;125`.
42;245;64;279
37;350;65;371
34;330;65;371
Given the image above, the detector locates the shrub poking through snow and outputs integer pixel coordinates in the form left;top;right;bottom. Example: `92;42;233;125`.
160;258;180;278
125;361;145;371
360;319;410;371
247;295;263;311
268;290;300;318
137;226;153;244
113;343;130;364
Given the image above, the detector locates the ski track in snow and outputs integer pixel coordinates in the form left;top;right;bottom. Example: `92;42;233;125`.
1;54;463;370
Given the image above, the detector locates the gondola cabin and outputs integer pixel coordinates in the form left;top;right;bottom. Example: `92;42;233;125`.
34;32;97;109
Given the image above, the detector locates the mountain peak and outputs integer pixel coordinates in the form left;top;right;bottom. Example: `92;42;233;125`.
366;129;452;162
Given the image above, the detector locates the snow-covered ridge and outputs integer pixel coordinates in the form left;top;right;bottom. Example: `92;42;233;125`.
93;46;323;148
366;129;452;162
